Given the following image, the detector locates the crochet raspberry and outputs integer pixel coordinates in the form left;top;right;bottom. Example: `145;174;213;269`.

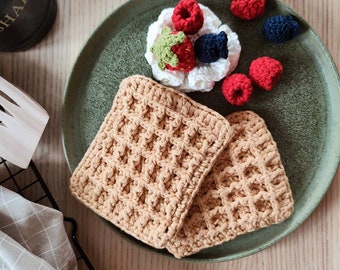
172;0;204;35
249;56;283;91
194;31;229;63
230;0;266;20
262;15;300;43
151;27;196;72
222;74;253;106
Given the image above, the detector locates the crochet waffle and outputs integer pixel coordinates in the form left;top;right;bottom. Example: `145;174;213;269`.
69;75;233;249
167;111;294;258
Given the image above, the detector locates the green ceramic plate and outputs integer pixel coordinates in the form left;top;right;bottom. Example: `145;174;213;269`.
62;0;340;261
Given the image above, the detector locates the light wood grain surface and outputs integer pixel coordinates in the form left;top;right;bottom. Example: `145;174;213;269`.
1;0;339;269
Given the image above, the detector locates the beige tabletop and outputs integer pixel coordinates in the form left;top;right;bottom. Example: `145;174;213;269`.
1;0;339;269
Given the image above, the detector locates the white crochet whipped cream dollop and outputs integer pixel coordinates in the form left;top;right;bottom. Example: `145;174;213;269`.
145;4;241;92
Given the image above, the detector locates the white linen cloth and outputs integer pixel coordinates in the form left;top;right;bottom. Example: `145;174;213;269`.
0;186;77;270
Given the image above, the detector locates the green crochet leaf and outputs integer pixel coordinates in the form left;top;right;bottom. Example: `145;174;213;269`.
150;27;185;70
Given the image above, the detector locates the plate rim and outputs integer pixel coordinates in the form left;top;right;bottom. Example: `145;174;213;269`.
61;0;340;262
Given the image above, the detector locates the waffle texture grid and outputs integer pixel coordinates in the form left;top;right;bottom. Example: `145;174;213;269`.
69;75;233;249
167;110;294;258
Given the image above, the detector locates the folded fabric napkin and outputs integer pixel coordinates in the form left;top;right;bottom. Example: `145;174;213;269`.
0;186;77;270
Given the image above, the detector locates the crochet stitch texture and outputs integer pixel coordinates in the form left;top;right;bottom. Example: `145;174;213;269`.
145;4;241;92
262;15;300;43
167;111;294;258
249;56;283;91
165;32;196;72
150;27;185;70
194;31;229;63
151;27;196;72
172;0;204;35
230;0;266;20
222;73;253;106
69;75;233;249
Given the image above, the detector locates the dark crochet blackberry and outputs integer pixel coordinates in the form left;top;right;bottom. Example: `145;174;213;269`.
194;31;229;63
262;15;300;43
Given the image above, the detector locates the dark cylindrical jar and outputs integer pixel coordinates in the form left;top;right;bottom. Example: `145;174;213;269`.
0;0;57;52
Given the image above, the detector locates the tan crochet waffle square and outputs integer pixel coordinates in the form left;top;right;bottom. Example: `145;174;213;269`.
167;111;294;258
69;75;233;249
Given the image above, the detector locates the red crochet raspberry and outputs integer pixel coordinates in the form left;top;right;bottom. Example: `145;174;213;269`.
230;0;266;20
249;56;283;91
172;0;204;35
166;32;196;72
222;74;253;106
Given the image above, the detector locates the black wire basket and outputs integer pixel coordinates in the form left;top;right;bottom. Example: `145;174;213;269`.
0;157;94;270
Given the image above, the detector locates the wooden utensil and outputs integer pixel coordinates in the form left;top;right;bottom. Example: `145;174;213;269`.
0;76;49;168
